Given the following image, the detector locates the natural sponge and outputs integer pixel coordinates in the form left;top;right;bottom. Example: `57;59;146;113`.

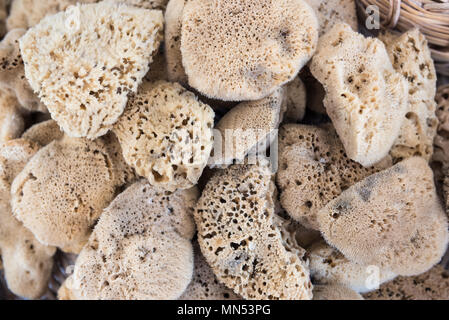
58;180;198;300
0;28;46;112
310;23;408;167
284;77;306;123
106;0;168;10
181;0;319;101
363;265;449;300
11;135;133;253
316;157;449;276
179;242;241;300
0;139;56;299
165;0;188;84
19;2;164;139
210;87;286;167
22;120;64;147
276;124;392;229
433;84;449;184
114;81;214;192
313;284;363;300
308;240;396;293
195;160;313;300
381;29;438;162
305;0;357;37
0;89;25;143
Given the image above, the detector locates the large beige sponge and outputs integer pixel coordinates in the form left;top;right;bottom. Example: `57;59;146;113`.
0;139;56;299
11;135;131;253
210;87;286;167
195;160;313;300
310;23;408;167
381;29;438;162
22;120;64;147
19;2;164;139
114;81;214;192
316;157;449;276
0;89;25;143
308;240;396;293
179;242;241;300
364;265;449;300
0;29;46;112
276;124;392;229
305;0;357;37
59;180;197;300
181;0;319;101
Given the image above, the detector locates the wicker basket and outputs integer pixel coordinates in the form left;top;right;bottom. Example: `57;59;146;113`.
357;0;449;75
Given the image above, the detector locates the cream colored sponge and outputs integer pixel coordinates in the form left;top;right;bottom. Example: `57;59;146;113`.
317;157;449;276
310;23;408;167
114;81;214;192
58;180;198;300
195;160;313;300
19;2;164;139
181;0;318;101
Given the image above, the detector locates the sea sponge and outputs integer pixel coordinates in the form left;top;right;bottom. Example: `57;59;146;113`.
276;124;392;229
210;87;286;167
114;81;214;192
0;89;25;143
179;242;241;300
7;0;100;30
305;0;357;37
316;157;449;276
19;2;164;139
312;284;363;300
0;29;46;112
165;0;188;84
58;180;198;300
310;23;408;167
284;77;306;123
194;160;313;300
380;29;438;162
11;135;133;253
0;139;56;299
106;0;168;10
181;0;319;101
364;265;449;300
21;120;64;147
432;84;449;184
308;240;396;293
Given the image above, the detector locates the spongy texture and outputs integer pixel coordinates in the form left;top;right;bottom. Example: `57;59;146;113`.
179;242;241;300
310;23;408;167
313;284;363;300
276;124;392;229
114;81;214;192
0;139;56;299
305;0;357;37
308;240;396;293
0;29;46;112
194;160;313;300
380;29;438;162
22;120;64;147
19;2;164;139
181;0;319;101
165;0;188;84
284;77;306;123
7;0;98;30
316;157;449;276
210;87;286;167
0;89;25;143
11;135;132;253
58;180;198;300
432;84;449;187
363;265;449;300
